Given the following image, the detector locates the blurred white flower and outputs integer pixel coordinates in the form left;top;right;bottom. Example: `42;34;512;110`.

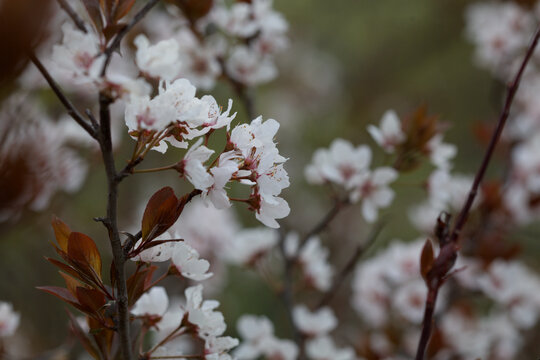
226;45;277;86
0;302;20;337
132;286;169;318
292;305;337;337
225;228;278;265
134;34;181;81
305;138;371;187
235;315;298;360
305;336;356;360
349;167;398;222
299;237;334;291
367;110;405;153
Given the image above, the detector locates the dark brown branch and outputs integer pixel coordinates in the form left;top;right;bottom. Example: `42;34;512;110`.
316;221;384;309
97;92;133;360
100;0;160;76
414;24;540;360
85;109;99;129
115;156;143;183
29;53;97;139
56;0;87;33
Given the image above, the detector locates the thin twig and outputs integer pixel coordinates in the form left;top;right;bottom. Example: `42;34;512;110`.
85;109;99;130
56;0;87;33
131;163;177;174
414;23;540;360
316;221;384;309
97;92;133;360
29;53;97;139
298;197;350;251
100;0;161;76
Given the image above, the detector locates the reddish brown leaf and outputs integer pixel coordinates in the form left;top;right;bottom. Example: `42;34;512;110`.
171;0;214;23
394;105;440;172
82;0;104;33
37;286;79;306
60;271;86;297
141;187;181;242
52;216;71;252
68;232;102;280
115;0;136;21
76;287;107;314
67;311;101;360
420;239;435;283
88;316;114;355
103;22;126;43
127;265;157;306
46;257;82;282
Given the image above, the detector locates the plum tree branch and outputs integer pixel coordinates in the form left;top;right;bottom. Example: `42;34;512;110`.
414;23;540;360
97;92;134;360
29;53;97;139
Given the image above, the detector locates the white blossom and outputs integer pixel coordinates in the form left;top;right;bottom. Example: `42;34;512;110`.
225;228;278;265
367;110;405;153
0;302;20;337
305;336;356;360
182;139;214;190
305;138;371;187
134;34;181;81
133;239;212;281
50;22;103;86
292;305;337;337
132;286;169;318
349;167;398;222
427;134;457;170
226;46;277;86
235;315;298;360
299;237;334;291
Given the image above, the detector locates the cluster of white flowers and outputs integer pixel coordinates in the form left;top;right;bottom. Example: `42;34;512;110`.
293;305;356;360
124;74;289;227
352;239;432;329
49;22;149;97
132;285;238;359
305;133;398;222
137;0;287;89
234;315;298;360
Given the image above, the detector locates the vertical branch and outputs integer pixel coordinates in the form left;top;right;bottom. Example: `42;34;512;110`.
414;24;540;360
98;93;133;360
